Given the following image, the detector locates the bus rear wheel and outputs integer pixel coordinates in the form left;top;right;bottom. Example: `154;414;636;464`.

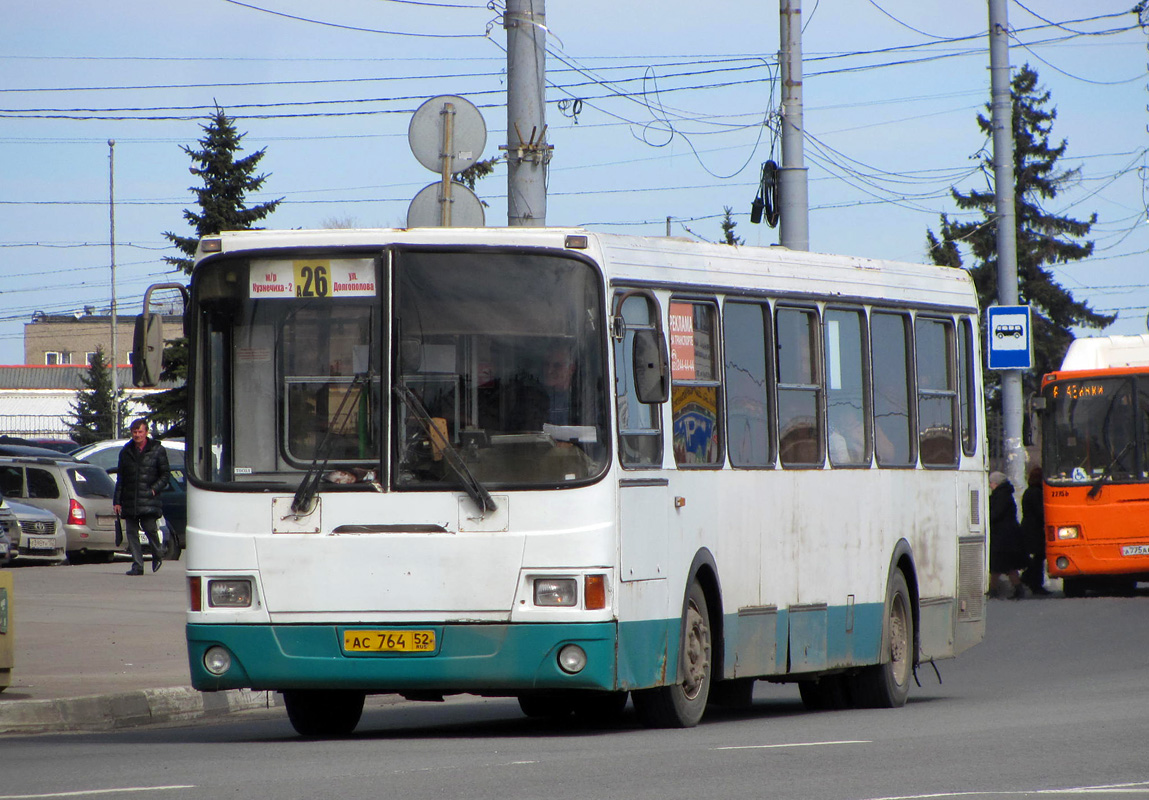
850;569;913;708
633;581;712;728
283;689;366;737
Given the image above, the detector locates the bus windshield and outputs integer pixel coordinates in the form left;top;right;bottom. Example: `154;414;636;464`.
1042;376;1149;484
191;248;609;490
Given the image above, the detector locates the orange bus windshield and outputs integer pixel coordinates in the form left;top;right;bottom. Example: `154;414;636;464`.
1042;375;1147;485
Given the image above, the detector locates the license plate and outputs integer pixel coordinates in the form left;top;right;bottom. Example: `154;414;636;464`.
1121;545;1149;556
344;629;436;653
28;537;55;550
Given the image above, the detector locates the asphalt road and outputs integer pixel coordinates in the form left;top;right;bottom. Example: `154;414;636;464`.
2;588;1147;800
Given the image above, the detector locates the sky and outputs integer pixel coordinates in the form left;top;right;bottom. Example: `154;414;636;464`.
2;0;1147;366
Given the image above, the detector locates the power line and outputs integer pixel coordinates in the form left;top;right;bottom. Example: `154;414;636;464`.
219;0;491;38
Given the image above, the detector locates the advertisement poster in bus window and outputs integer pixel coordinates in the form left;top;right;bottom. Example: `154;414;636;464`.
669;303;696;379
673;386;719;464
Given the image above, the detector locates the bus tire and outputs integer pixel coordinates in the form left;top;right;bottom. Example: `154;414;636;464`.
851;569;913;709
633;581;712;728
517;693;574;719
283;689;365;737
571;691;629;722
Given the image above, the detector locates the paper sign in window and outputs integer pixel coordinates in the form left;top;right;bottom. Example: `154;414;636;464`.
669;302;696;379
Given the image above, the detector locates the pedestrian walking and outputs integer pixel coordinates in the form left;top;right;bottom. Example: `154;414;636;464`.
113;418;170;576
989;470;1027;599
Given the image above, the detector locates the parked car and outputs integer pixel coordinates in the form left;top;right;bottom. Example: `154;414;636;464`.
0;443;81;459
0;501;13;567
2;499;66;565
72;439;186;560
0;456;121;563
70;438;185;472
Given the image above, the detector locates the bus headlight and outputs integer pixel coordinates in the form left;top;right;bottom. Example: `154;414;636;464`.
534;578;577;607
1056;526;1080;540
209;579;253;608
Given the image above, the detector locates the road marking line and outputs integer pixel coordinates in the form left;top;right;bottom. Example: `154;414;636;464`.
714;740;871;751
859;781;1149;800
0;787;195;799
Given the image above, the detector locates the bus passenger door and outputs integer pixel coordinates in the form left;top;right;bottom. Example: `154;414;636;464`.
613;291;673;688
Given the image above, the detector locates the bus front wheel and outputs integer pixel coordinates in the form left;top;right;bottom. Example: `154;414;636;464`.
633;580;712;728
850;569;914;708
283;689;365;737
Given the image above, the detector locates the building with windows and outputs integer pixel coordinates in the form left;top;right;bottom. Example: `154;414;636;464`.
23;312;182;367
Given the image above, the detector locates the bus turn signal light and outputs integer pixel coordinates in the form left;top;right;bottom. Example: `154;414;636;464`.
584;574;606;609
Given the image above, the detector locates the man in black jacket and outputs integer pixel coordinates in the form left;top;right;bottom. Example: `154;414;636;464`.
113;418;171;576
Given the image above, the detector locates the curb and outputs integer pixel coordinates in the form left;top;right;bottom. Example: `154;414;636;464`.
0;687;281;735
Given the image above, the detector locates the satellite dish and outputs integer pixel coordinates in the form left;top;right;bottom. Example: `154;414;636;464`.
409;95;486;175
407;182;485;228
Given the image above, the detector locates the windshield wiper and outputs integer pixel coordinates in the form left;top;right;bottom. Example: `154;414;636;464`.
1087;441;1133;499
393;382;497;514
291;372;369;514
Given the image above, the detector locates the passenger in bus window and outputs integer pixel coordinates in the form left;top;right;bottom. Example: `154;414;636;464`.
988;471;1027;599
828;403;864;464
1020;466;1050;595
542;343;576;425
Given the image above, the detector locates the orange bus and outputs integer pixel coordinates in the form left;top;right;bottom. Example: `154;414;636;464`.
1041;335;1149;596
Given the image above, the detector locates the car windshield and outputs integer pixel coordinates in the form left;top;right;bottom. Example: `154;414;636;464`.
68;466;115;498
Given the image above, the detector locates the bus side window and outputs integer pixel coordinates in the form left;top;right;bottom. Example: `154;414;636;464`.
615;293;664;468
776;306;823;467
724;301;774;467
669;299;723;467
915;317;958;467
958;318;978;457
825;307;870;467
871;311;915;467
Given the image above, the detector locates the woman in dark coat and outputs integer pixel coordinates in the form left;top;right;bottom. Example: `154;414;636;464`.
113;418;170;576
989;471;1026;599
1020;466;1050;594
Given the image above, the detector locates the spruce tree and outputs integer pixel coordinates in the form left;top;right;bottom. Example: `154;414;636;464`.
927;64;1112;405
721;207;743;246
148;106;282;431
69;347;129;445
163;105;283;273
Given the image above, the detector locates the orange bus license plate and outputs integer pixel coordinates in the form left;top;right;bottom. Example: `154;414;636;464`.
344;630;435;653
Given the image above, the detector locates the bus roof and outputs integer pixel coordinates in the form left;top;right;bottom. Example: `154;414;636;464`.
1059;335;1149;371
195;227;978;314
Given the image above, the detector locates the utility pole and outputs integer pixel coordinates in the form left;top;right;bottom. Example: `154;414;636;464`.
108;139;120;438
503;0;551;226
778;0;809;251
988;0;1026;493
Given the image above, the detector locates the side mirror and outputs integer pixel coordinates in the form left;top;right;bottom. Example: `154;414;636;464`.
132;313;164;387
632;329;669;404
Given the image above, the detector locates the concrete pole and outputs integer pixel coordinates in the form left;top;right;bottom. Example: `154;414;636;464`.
504;0;549;226
779;0;809;251
989;0;1026;492
108;139;120;437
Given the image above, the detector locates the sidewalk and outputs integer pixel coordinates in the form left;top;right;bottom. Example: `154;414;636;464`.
0;559;278;735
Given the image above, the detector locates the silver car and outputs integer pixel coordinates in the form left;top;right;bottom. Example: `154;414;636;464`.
3;499;66;565
0;456;118;563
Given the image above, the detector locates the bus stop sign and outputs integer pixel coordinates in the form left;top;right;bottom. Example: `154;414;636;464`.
987;305;1032;370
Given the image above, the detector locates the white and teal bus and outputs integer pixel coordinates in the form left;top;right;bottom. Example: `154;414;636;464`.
138;228;987;735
